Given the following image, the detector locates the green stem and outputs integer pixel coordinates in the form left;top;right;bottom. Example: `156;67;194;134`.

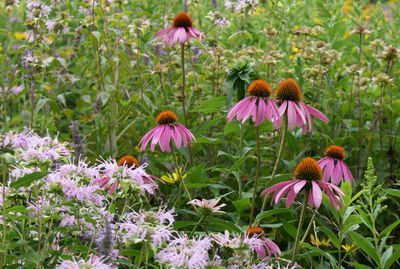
137;29;143;100
181;43;193;166
300;212;316;244
170;147;197;212
189;215;206;237
138;242;145;266
2;160;7;266
338;215;343;269
249;125;261;227
257;115;288;226
291;190;310;266
237;125;244;200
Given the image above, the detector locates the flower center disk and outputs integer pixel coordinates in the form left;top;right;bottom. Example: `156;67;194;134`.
246;227;264;236
247;79;272;97
117;155;140;168
293;157;322;181
156;111;177;125
276;78;303;102
325;145;346;160
172;12;193;28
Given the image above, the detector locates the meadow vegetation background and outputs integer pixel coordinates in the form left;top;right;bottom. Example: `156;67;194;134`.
0;0;400;268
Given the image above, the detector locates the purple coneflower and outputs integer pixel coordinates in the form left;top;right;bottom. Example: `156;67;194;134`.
154;11;205;48
246;227;281;262
187;198;226;215
276;78;328;134
318;145;355;185
262;157;345;209
138;111;195;152
227;79;281;127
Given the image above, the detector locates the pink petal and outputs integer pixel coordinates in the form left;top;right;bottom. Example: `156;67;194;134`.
150;125;164;151
139;128;157;151
287;101;296;130
308;189;315;207
303;104;329;123
317;157;329;169
278;100;288;116
311;180;323;208
332;161;343;185
293;179;307;193
323;158;335;182
340;160;355;185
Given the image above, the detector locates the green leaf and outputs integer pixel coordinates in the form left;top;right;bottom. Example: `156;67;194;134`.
224;121;240;135
173;221;196;229
379;219;400;239
303;243;338;269
319;227;340;249
381;246;393;269
386;188;400;198
346;262;373;269
119;249;141;257
384;248;400;269
6;206;34;214
232;198;250;216
255;208;294;222
190;97;226;113
10;172;49;189
207;218;241;233
281;220;297;239
348;231;380;266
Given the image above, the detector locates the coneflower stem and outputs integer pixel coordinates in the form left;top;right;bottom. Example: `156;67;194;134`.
257;115;288;226
249;125;261;227
137;29;144;100
338;215;343;269
291;191;309;266
171;146;197;212
158;72;169;108
189;215;206;237
181;43;194;166
2;160;7;266
300;212;316;244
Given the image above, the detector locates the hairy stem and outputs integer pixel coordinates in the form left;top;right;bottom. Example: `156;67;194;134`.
291;191;310;266
257;115;288;226
249;125;262;227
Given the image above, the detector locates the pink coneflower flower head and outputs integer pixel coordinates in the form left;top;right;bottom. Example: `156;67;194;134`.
246;227;281;262
227;79;281;128
262;157;345;209
138;111;196;152
154;11;205;48
318;145;355;185
187;198;226;216
276;78;329;134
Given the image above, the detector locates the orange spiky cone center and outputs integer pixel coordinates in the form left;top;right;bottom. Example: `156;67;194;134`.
172;12;193;28
117;155;140;168
276;78;303;102
325;145;346;160
156;111;177;125
247;79;272;97
247;227;264;236
293;157;323;181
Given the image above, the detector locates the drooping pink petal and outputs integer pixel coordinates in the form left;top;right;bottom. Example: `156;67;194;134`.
318;181;342;208
293;102;306;126
150;125;164;151
311;180;323;208
172;126;182;148
286;188;298;208
308;189;315;207
227;99;247;122
340;160;355;185
317;157;329;169
255;97;266;126
138;128;157;151
278;100;288;116
293;179;307;193
303;104;329;123
108;181;118;195
331;161;343;185
261;180;299;196
287;101;296;130
273;182;297;204
323;158;335;182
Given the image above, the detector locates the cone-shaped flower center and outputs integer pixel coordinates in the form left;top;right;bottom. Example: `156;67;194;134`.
247;79;272;97
172;12;193;28
276;78;303;102
117;155;140;168
156;111;177;125
294;157;322;181
247;227;264;236
325;145;346;160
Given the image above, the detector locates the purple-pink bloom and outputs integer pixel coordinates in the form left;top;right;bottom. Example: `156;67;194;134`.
139;111;195;152
246;227;281;262
262;157;345;209
318;145;355;185
187;198;226;214
154;11;205;48
227;79;281;128
276;78;328;134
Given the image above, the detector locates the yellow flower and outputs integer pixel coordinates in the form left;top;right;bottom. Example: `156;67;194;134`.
254;7;261;16
289;55;294;60
294;25;300;30
310;234;331;247
342;243;358;252
342;18;347;22
65;50;73;56
47;37;55;44
15;32;28;39
313;18;321;23
365;35;369;40
292;47;299;53
161;168;188;184
343;5;352;13
0;46;2;51
344;31;351;39
44;85;51;91
79;113;95;122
